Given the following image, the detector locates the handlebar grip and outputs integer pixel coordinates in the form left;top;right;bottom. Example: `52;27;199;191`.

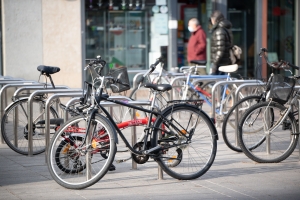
288;62;299;70
149;58;161;72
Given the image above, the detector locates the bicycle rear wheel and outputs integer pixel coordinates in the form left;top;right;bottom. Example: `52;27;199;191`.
1;98;58;155
152;104;217;180
222;95;262;152
238;102;298;163
47;114;117;189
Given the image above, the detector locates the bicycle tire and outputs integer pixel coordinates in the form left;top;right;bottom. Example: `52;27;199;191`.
1;98;59;155
152;104;217;180
238;101;298;163
47;114;117;189
222;95;263;152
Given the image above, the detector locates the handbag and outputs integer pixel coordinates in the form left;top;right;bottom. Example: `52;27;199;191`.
223;28;242;64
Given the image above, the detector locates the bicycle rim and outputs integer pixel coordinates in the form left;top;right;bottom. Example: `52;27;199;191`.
47;114;116;189
238;102;298;163
153;105;217;180
1;99;58;155
222;95;262;152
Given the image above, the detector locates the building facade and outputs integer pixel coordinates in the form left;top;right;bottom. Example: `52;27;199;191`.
1;0;299;88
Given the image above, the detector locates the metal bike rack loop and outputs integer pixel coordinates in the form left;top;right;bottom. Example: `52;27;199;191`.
13;85;70;99
27;89;83;156
44;92;83;162
0;80;36;112
233;83;266;147
0;82;47;143
64;97;81;121
211;80;264;122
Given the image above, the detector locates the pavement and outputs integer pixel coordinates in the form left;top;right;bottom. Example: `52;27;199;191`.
0;126;300;200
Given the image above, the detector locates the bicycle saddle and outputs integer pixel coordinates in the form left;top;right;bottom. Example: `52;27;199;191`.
37;65;61;75
190;60;207;65
144;83;172;92
218;64;238;73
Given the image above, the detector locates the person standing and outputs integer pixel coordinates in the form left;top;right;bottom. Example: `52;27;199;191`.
210;10;233;75
187;18;207;75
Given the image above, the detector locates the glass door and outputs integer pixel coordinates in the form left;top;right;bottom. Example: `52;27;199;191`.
108;11;126;69
126;11;148;70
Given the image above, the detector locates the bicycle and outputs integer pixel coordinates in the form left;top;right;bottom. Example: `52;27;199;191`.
222;48;272;152
181;63;245;117
0;65;82;155
47;56;218;189
238;58;299;163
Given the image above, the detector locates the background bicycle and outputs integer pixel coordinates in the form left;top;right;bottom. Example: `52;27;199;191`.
238;56;299;163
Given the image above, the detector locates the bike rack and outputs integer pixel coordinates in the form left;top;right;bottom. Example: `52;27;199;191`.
293;86;300;161
44;92;83;162
13;85;71;99
211;80;264;127
27;89;83;156
169;75;228;101
233;83;266;147
64;97;81;121
0;82;49;143
0;80;37;107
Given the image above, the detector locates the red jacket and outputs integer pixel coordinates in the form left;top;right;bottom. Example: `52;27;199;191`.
187;27;207;62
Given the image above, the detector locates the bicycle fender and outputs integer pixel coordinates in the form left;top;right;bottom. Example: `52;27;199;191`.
4;97;29;112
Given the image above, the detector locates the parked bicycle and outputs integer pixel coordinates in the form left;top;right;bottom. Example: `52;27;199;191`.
238;55;299;163
181;62;245;118
47;56;218;189
222;48;271;152
1;65;81;155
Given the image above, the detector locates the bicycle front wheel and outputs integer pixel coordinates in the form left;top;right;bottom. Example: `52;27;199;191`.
222;95;263;152
1;98;58;155
238;102;298;163
47;114;117;189
152;104;217;180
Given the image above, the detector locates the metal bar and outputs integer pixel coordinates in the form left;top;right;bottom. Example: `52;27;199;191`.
131;107;137;170
211;80;264;121
27;89;82;156
13;85;70;99
298;98;300;161
234;83;266;147
44;92;82;163
64;97;81;121
0;82;43;143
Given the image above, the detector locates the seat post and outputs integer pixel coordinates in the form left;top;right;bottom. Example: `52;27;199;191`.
46;74;56;89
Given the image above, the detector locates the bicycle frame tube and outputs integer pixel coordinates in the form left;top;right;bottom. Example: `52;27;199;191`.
98;103;155;156
186;73;231;114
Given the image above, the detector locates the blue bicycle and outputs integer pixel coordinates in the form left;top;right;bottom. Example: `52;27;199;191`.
181;63;244;118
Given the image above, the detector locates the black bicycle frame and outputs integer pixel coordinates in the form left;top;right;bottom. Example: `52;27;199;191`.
97;96;192;156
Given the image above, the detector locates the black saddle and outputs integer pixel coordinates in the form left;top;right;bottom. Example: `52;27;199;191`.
144;83;172;92
190;60;206;65
37;65;60;75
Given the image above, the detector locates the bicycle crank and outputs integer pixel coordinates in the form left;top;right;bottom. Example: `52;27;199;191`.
131;142;150;164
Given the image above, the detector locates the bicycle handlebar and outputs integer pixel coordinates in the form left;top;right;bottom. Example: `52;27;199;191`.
259;48;299;71
136;58;162;85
